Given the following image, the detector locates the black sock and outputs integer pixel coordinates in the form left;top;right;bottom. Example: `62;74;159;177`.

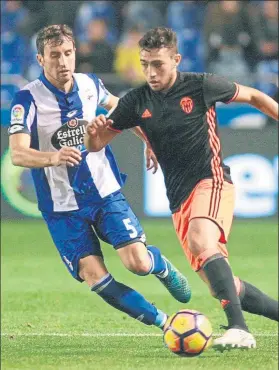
202;255;248;331
239;280;279;322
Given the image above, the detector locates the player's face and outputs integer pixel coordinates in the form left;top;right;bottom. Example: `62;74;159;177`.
140;48;181;92
37;38;76;88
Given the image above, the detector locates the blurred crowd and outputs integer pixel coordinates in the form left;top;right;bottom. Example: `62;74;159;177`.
1;0;278;97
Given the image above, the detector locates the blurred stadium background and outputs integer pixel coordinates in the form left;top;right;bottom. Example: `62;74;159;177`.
1;1;278;369
1;0;278;219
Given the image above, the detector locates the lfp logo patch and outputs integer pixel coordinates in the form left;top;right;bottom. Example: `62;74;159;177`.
11;104;25;124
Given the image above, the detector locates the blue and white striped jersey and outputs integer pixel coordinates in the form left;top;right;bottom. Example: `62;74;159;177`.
8;72;126;213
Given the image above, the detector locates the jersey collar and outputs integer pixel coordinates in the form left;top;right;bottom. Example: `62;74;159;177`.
39;72;79;98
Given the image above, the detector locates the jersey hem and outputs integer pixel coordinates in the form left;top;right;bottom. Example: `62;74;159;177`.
108;126;122;133
170;177;233;214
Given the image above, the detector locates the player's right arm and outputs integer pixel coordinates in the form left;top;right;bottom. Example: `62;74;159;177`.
10;133;82;168
9;91;82;168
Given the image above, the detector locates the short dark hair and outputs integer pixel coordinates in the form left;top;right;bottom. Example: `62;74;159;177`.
36;24;75;55
138;27;178;53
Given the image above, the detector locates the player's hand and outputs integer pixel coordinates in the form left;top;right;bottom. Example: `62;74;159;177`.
145;145;158;174
51;146;82;167
86;115;113;137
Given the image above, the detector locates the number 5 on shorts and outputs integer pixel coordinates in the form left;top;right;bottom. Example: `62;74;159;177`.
123;218;138;238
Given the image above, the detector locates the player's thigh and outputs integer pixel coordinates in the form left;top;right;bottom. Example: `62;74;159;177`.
94;193;146;250
42;211;104;282
187;217;221;255
172;179;233;271
187;179;235;254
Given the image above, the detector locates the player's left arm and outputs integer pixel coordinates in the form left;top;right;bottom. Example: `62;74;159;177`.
203;73;278;122
234;84;278;121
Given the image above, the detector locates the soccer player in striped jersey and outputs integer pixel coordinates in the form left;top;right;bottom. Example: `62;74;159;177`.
86;27;279;350
8;25;192;331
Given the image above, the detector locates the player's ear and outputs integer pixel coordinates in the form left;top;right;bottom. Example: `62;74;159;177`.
174;54;182;67
36;54;44;67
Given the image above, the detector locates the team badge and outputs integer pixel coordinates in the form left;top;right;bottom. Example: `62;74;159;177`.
180;97;194;114
67;118;78;128
11;104;25;124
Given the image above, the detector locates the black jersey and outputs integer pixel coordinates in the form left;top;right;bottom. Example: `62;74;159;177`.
109;72;239;212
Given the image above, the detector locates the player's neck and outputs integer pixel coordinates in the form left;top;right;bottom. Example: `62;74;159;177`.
161;72;178;93
44;72;74;94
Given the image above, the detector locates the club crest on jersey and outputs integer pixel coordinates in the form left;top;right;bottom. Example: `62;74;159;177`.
180;97;194;114
67;118;78;128
51;118;87;151
11;104;25;124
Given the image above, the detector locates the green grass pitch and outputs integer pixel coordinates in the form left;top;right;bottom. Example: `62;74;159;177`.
1;219;278;370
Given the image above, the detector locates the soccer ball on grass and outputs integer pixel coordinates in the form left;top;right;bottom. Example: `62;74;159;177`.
163;309;213;357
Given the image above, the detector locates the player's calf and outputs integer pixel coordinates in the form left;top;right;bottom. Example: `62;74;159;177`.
188;218;249;332
91;273;168;329
238;279;279;322
79;255;109;286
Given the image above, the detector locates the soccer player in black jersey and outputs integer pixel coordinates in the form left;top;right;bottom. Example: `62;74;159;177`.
85;27;278;350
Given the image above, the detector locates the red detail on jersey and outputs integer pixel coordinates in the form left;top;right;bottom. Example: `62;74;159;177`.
206;107;224;219
225;83;240;104
67;118;78;128
108;126;122;133
180;97;194;114
141;109;152;118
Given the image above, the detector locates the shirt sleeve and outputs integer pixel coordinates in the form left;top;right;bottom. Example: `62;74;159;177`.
108;90;139;132
8;90;36;136
86;73;110;107
203;73;239;108
97;78;110;107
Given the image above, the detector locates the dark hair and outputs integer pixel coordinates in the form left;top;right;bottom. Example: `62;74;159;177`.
36;24;75;55
138;27;178;53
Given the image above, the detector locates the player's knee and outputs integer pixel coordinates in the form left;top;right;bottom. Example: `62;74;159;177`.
187;218;220;257
187;229;207;257
209;287;218;298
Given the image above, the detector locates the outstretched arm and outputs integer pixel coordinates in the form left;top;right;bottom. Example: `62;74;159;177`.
234;85;278;121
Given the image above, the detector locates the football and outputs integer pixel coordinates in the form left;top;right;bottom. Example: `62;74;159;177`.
163;309;213;357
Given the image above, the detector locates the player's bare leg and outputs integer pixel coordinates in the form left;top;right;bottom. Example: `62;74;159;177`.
79;255;109;286
117;242;191;303
79;255;167;329
187;218;256;350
